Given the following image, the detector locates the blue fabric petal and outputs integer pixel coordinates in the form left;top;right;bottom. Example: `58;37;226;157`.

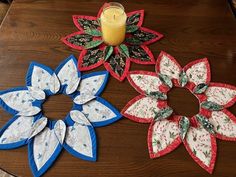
55;55;81;95
63;114;97;161
78;71;109;96
0;87;42;116
28;121;63;177
81;97;122;127
26;62;60;96
0;115;36;149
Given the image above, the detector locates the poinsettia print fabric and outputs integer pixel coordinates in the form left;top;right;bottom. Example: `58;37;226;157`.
62;3;163;81
122;51;236;174
0;55;122;177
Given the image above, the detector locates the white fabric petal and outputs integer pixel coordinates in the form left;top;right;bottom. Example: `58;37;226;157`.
49;73;60;94
81;99;117;125
123;96;160;120
0;116;34;144
32;127;60;170
54;120;66;144
151;120;180;155
27;86;46;100
185;126;214;167
158;53;181;80
29;117;48;139
65;123;94;158
70;110;91;126
30;65;60;94
209;110;236;139
73;94;96;105
78;72;107;96
185;60;209;85
17;107;41;117
0;89;41;116
205;85;236;106
128;72;163;94
56;58;80;94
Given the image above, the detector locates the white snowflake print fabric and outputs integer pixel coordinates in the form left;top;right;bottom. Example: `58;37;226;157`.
0;55;122;177
122;51;236;174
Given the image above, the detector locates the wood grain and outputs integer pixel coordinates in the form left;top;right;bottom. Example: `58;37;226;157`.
0;0;236;176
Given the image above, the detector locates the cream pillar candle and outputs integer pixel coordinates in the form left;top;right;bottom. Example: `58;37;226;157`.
100;2;127;46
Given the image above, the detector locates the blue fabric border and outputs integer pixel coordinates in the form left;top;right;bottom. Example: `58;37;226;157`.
28;120;63;177
55;55;81;95
26;61;56;96
0;87;42;115
84;97;122;127
63;113;97;161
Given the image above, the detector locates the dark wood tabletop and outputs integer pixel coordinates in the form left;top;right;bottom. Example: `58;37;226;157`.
0;0;236;176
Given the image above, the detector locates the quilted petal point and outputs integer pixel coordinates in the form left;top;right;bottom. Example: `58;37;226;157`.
183;58;211;88
121;95;164;123
55;55;81;95
183;126;217;174
148;119;181;158
0;87;41;116
209;110;236;141
156;51;182;86
27;86;46;100
54;120;66;144
205;83;236;108
28;127;62;177
0;115;35;149
81;97;122;127
127;71;167;95
63;122;97;161
70;110;91;126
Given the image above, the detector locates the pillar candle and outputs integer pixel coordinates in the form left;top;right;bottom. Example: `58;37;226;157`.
100;2;127;46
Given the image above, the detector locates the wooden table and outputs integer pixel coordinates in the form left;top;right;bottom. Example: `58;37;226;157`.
0;0;236;176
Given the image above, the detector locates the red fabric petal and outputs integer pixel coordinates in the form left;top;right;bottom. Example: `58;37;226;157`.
61;31;86;50
183;58;211;91
129;45;155;65
148;118;182;158
126;10;144;27
72;15;99;32
104;58;130;82
183;126;217;174
156;51;182;86
139;27;164;46
121;95;168;123
204;82;236;108
127;70;169;95
209;109;236;141
78;49;105;71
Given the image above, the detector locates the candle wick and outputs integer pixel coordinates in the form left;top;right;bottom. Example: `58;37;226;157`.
113;14;115;20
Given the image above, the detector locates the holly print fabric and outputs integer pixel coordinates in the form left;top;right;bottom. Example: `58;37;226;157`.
62;3;163;81
122;51;236;174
